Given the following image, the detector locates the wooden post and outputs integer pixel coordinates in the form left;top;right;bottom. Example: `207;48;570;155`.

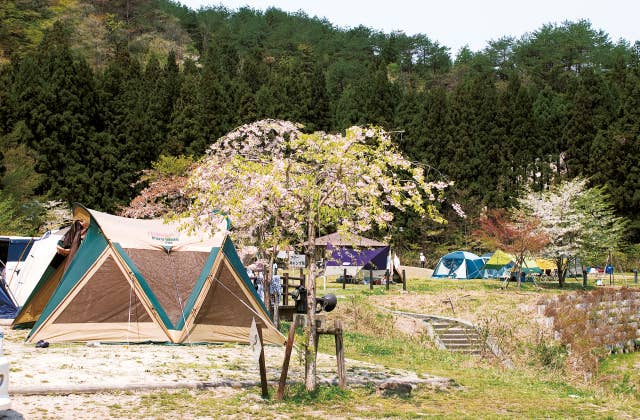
313;315;324;363
262;270;270;313
256;325;269;399
315;317;346;390
385;269;390;291
334;320;346;389
283;273;289;306
609;250;613;285
343;268;346;289
277;321;297;400
402;269;407;291
299;268;305;287
273;292;280;329
369;268;373;290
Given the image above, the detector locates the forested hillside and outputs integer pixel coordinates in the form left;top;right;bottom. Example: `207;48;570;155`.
1;0;639;250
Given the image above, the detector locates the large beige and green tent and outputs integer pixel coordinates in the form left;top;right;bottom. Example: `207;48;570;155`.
13;204;284;345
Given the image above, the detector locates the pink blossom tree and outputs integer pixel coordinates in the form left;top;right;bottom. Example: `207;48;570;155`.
184;119;449;390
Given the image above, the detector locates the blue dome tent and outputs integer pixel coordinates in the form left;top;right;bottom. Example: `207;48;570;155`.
432;251;484;279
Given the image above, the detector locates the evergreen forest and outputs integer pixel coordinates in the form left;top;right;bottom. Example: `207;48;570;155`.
1;0;640;255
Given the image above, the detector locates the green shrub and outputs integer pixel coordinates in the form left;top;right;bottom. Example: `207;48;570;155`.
149;155;194;180
535;341;568;371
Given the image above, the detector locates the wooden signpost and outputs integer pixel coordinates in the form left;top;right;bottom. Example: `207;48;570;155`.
249;318;269;398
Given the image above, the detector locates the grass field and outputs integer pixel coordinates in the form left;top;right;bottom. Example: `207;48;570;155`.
102;275;640;418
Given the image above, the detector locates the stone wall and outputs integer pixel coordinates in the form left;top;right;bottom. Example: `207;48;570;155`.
538;287;640;353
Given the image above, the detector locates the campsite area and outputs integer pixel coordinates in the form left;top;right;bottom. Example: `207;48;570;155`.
3;276;640;419
2;3;640;418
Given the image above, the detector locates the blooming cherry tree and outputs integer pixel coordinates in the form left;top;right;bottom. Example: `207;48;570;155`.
185;119;449;390
519;178;626;287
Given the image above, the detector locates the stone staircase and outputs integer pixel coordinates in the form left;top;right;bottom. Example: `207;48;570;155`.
429;319;484;355
382;308;513;367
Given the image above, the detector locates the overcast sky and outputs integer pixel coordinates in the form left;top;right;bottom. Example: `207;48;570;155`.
177;0;639;55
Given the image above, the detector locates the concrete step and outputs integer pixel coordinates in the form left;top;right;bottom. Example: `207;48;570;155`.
440;337;482;343
443;342;479;348
440;338;483;344
428;318;485;355
432;325;454;331
431;322;460;330
433;325;473;332
452;349;482;354
439;332;480;338
436;327;471;332
439;332;480;337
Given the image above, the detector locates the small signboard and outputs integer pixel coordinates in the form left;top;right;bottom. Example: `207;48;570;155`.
249;318;262;363
289;253;306;268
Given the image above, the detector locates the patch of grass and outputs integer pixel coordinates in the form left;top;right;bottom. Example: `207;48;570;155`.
315;317;640;418
282;383;351;404
598;352;640;398
225;360;244;371
133;389;207;418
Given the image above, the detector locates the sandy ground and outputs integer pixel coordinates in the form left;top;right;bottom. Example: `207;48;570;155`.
0;327;449;419
398;266;434;280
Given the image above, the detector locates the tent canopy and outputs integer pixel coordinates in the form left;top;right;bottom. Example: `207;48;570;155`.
536;258;556;271
0;236;35;318
8;229;68;308
483;250;515;270
14;204;284;346
326;245;389;270
311;232;386;247
481;250;515;279
432;251;484;279
314;232;389;278
1;236;34;293
522;258;543;274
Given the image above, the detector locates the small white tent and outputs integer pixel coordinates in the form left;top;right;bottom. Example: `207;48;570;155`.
8;229;68;307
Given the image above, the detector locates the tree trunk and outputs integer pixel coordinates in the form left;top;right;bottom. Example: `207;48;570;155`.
304;218;317;392
556;257;566;288
265;243;278;313
516;255;524;288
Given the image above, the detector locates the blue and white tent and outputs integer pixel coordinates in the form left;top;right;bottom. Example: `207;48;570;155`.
432;251;484;279
0;236;35;318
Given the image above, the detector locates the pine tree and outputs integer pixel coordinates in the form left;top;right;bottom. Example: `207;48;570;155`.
359;60;399;129
166;59;207;156
8;22;101;207
563;68;614;176
590;65;640;240
446;64;501;210
199;40;237;145
496;74;538;202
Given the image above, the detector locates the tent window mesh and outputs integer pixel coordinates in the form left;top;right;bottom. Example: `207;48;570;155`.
55;255;150;323
195;262;261;328
124;248;208;326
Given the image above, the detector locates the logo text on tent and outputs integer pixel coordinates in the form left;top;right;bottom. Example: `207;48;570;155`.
149;231;180;244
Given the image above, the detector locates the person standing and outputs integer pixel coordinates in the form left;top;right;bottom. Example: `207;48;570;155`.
419;252;426;269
